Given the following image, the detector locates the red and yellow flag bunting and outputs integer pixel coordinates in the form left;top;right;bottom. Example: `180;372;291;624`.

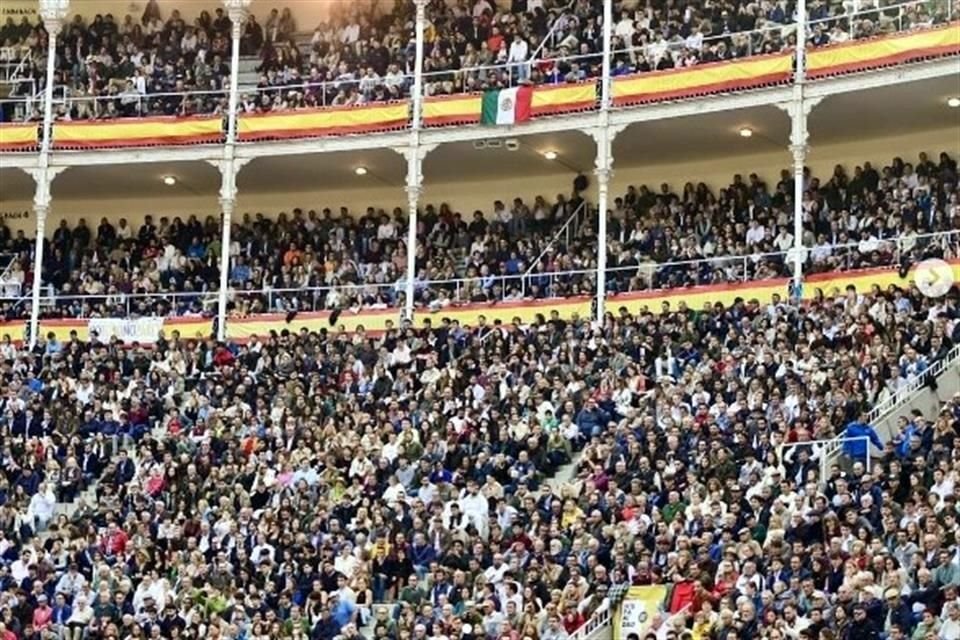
52;116;223;149
807;21;960;77
0;123;38;151
612;53;793;106
237;102;410;140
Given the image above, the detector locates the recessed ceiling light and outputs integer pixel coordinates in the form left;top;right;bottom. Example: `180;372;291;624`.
354;167;368;176
163;176;176;186
543;150;558;160
738;128;753;138
948;97;960;108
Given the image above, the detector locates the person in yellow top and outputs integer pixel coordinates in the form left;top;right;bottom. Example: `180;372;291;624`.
691;609;714;640
561;499;584;529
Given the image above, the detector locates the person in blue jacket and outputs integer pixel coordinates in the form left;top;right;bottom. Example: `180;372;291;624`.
843;411;885;461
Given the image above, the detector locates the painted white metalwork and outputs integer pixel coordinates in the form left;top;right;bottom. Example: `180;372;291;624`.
866;343;960;425
570;603;613;640
779;436;873;488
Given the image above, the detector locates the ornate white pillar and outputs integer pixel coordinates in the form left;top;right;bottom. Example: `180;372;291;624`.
222;0;251;144
213;1;251;342
22;167;65;348
778;96;820;296
601;0;612;109
29;0;68;349
400;0;428;322
39;0;68;156
791;0;809;296
590;126;624;323
591;0;619;323
210;158;250;341
399;144;436;321
411;0;426;130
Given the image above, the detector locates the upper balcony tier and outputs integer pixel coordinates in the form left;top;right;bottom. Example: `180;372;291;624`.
0;0;957;152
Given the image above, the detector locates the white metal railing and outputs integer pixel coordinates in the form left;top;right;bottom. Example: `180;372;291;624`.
610;0;943;64
571;603;612;640
523;200;589;292
2;228;956;318
0;0;947;125
0;254;21;298
780;435;873;486
866;342;960;424
0;48;33;83
530;0;580;61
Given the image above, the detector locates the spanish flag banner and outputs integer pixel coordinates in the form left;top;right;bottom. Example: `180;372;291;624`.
531;81;598;116
806;21;960;78
612;53;793;106
237;102;409;141
423;94;483;126
0;123;38;151
52;116;223;149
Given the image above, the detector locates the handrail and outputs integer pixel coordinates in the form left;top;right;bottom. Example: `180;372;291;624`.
570;604;612;640
530;0;580;61
523;200;588;283
865;342;960;424
3;229;956;315
0;0;946;128
779;435;873;486
609;0;937;62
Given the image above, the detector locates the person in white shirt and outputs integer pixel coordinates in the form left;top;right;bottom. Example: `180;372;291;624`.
458;480;489;539
507;34;529;81
746;220;767;246
615;11;635;39
940;601;960;640
340;20;360;44
27;482;56;532
334;543;360;579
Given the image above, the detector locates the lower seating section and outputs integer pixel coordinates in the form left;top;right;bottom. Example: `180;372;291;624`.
0;151;955;320
0;276;957;639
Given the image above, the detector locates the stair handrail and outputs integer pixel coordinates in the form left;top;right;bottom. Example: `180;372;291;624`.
865;343;960;425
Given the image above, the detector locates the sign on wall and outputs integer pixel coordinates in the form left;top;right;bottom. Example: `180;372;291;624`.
88;317;164;344
614;586;667;640
0;1;37;17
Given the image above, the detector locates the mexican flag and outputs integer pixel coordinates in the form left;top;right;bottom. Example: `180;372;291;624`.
481;86;533;126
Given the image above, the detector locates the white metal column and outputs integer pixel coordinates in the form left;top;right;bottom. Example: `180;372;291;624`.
790;0;808;296
29;0;69;349
403;0;427;322
215;0;251;341
594;0;614;323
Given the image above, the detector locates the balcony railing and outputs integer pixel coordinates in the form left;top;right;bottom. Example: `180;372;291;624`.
0;0;955;151
2;229;955;321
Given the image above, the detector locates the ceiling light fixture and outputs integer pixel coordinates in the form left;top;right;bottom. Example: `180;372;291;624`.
354;167;368;176
948;97;960;108
543;150;558;160
738;128;753;138
163;176;176;186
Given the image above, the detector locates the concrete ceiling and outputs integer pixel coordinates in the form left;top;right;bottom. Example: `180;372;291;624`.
0;74;957;204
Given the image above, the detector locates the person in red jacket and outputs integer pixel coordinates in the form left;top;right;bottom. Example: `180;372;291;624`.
562;607;585;634
213;345;235;367
101;522;129;557
33;594;53;631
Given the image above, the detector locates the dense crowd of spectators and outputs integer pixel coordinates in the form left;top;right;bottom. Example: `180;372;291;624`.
0;150;956;321
0;0;951;121
0;258;957;640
